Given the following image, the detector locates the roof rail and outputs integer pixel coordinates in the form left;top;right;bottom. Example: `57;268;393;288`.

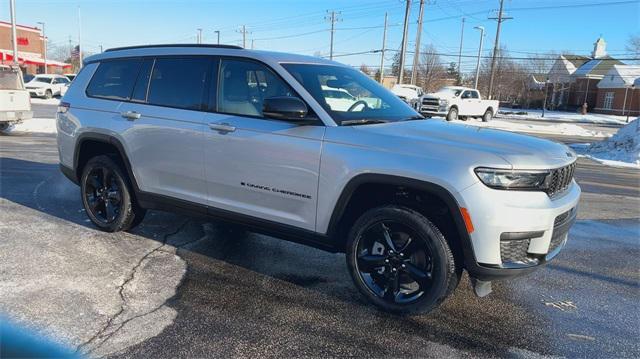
104;44;243;52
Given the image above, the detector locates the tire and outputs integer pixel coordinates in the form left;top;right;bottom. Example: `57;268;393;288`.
482;109;493;122
346;205;460;315
80;155;145;232
0;122;9;132
446;107;458;121
44;89;52;99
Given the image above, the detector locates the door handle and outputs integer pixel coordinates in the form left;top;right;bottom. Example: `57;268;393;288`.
208;122;236;133
121;111;141;120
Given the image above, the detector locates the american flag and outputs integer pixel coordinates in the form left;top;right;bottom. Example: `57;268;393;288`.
71;45;80;59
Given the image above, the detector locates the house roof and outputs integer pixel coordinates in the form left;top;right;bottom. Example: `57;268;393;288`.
572;56;623;79
597;64;640;89
562;55;590;69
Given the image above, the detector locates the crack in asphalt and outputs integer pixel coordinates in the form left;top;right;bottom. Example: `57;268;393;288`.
75;219;196;356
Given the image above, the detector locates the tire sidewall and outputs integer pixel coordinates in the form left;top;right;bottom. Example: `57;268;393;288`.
45;90;52;99
446;107;458;121
346;206;456;314
80;155;133;232
483;109;493;122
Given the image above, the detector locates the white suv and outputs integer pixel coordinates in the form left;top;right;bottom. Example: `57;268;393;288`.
57;45;580;314
25;74;70;99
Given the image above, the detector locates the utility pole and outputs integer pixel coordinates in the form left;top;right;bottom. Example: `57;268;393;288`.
197;28;202;44
214;30;220;44
410;0;425;85
457;17;465;85
9;0;18;65
487;0;512;99
68;36;72;60
237;25;250;48
38;22;47;73
99;44;103;53
379;12;388;84
78;6;83;69
251;39;255;50
473;26;484;90
325;10;341;60
398;0;411;84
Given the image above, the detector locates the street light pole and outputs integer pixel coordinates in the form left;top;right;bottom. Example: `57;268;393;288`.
473;26;484;90
214;30;220;45
38;22;47;74
542;77;549;118
9;0;18;66
627;84;635;123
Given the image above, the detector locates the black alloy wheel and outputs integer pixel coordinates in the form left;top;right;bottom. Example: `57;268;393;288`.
346;206;460;314
84;166;122;225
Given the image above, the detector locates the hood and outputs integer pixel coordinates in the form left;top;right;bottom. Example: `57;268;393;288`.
350;120;575;169
424;91;456;100
25;81;49;88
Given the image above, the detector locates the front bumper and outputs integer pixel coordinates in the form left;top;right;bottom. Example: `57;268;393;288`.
458;180;581;281
27;89;46;97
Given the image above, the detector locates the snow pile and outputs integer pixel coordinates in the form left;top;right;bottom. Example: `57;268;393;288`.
572;119;640;168
2;118;57;134
30;98;61;105
497;109;628;125
453;118;608;137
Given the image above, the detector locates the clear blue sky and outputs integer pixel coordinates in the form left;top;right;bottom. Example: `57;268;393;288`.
4;0;640;73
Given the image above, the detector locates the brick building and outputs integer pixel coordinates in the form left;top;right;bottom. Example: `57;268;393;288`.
594;64;639;116
0;21;70;75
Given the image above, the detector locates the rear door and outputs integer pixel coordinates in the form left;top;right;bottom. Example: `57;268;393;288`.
116;56;214;205
202;58;323;231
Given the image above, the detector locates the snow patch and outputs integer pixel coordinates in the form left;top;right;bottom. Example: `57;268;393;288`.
570;119;640;168
452;118;608;137
497;109;628;125
3;118;57;134
30;98;61;106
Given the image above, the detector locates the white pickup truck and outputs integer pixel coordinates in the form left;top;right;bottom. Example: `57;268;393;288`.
0;65;33;131
419;86;498;122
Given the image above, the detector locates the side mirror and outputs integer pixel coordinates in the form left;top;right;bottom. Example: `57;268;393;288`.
263;96;308;121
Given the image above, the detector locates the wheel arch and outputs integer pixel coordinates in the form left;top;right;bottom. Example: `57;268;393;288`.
326;174;476;268
73;132;140;193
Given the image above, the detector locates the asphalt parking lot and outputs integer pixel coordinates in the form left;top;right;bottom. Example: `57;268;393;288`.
1;121;639;357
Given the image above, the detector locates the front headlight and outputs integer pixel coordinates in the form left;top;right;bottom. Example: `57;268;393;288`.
439;99;449;106
475;168;551;190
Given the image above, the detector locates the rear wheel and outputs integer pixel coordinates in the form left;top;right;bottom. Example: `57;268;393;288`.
482;109;493;122
80;155;146;232
346;206;460;314
446;107;458;121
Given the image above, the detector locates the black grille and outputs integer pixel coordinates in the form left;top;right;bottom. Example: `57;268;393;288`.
422;98;439;107
546;162;576;197
500;239;531;263
549;207;576;253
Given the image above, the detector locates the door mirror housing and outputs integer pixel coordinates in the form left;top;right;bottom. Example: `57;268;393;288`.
263;96;309;122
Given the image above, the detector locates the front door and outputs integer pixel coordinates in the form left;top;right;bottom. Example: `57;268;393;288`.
203;58;324;231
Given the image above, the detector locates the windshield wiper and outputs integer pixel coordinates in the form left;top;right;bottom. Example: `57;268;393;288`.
341;119;389;126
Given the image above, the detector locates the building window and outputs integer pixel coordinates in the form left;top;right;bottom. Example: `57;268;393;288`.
603;92;614;109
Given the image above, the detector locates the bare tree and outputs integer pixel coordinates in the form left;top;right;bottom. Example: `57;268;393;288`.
626;34;640;63
415;44;447;92
359;63;372;75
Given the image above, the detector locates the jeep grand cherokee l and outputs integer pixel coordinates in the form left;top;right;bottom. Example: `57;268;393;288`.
56;45;580;314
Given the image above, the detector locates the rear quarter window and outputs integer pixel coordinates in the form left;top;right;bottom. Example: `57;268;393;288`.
86;59;142;100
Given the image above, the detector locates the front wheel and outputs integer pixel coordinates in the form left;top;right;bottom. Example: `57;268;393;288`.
44;89;52;99
346;206;460;315
446;107;458;121
80;155;146;232
482;109;493;122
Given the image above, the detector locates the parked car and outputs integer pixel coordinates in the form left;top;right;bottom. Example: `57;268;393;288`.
63;73;77;81
25;74;70;99
0;65;33;131
391;84;423;109
57;45;580;314
420;86;499;122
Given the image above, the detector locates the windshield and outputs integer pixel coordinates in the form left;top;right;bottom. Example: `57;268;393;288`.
437;87;462;97
282;63;420;125
33;77;52;84
0;69;22;90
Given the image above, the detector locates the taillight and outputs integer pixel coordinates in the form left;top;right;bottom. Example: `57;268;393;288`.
58;102;70;114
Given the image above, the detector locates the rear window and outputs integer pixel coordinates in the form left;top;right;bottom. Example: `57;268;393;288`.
0;69;22;90
86;59;142;100
147;57;211;110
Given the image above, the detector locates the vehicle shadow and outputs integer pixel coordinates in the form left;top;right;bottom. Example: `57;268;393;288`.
0;157;557;357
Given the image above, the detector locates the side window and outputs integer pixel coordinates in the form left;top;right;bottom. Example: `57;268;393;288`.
147;57;211;110
218;59;295;118
471;91;480;99
131;58;154;102
86;59;142;100
59;77;70;84
461;91;472;99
